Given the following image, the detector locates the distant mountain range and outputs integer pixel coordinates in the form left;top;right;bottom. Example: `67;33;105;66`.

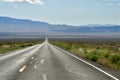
0;16;120;34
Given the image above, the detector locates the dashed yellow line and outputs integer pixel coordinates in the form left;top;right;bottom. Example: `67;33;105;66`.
19;65;27;72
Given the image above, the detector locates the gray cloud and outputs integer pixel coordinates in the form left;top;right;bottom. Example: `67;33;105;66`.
0;0;44;5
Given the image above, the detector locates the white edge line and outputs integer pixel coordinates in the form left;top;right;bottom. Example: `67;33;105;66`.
53;44;119;80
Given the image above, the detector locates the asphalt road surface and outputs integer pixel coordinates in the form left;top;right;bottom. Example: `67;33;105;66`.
0;40;119;80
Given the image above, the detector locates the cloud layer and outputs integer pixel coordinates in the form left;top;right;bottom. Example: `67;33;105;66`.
0;0;44;4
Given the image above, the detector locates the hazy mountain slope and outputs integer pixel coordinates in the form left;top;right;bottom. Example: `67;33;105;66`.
0;16;120;33
0;16;50;32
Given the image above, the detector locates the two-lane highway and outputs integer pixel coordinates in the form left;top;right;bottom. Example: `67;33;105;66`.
0;41;119;80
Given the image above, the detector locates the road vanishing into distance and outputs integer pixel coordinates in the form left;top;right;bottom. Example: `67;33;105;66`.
0;40;119;80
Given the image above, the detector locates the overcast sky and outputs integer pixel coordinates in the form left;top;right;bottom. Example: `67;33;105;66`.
0;0;120;25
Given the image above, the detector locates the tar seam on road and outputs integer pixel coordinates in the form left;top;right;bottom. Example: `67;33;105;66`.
53;44;119;80
30;60;34;64
65;65;88;78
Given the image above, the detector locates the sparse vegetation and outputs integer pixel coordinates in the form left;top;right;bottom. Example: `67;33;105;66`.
0;39;44;54
50;38;120;70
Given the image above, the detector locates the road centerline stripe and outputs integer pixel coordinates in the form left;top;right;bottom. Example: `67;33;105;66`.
19;65;27;72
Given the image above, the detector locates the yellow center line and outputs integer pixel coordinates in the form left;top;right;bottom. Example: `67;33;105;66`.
19;65;27;72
